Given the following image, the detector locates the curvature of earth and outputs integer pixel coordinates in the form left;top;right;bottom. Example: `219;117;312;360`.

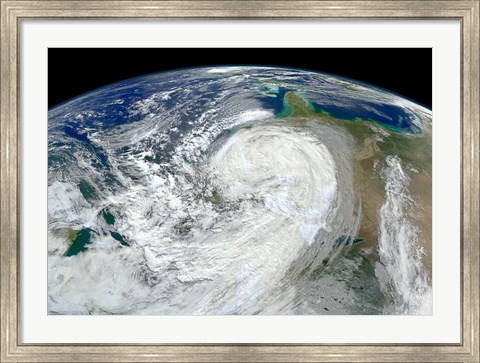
48;66;432;315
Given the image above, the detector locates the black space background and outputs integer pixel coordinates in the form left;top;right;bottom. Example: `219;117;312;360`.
48;48;432;109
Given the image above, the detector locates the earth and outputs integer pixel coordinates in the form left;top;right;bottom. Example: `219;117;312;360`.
48;66;432;315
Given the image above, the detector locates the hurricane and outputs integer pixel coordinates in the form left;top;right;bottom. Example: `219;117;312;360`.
48;66;432;315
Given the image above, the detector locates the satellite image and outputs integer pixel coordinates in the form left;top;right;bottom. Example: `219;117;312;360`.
48;60;432;315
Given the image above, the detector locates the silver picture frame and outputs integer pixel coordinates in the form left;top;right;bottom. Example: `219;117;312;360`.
1;1;478;362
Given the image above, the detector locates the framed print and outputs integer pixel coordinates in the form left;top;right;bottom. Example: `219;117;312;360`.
1;1;479;362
